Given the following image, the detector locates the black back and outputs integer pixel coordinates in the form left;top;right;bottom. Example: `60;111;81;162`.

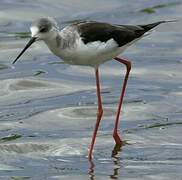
75;21;165;47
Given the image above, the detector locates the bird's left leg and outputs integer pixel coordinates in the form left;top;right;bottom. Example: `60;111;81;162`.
113;57;131;146
88;68;103;160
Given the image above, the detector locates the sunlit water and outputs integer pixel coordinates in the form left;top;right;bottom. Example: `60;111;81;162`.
0;0;182;179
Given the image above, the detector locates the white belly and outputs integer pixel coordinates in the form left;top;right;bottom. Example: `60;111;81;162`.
45;35;137;67
48;38;128;67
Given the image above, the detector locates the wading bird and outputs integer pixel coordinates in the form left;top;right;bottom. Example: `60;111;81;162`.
13;17;175;160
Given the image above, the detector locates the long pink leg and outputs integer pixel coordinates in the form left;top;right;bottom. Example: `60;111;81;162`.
113;57;131;145
88;68;103;160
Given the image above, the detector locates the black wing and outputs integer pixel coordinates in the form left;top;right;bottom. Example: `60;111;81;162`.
75;20;171;47
76;21;146;47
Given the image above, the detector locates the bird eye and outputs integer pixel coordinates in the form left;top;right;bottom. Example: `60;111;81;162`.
39;27;47;33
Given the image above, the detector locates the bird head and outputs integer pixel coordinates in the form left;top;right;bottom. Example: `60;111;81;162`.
12;17;59;64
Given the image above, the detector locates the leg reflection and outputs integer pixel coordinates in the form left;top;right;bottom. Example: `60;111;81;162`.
110;156;121;179
110;142;125;179
88;143;125;180
88;159;95;180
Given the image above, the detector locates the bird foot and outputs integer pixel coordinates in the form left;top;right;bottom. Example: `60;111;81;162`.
112;143;122;157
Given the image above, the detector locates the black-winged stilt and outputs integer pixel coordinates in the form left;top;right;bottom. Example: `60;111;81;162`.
12;17;176;160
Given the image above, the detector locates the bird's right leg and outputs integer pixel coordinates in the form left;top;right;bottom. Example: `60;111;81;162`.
88;68;103;160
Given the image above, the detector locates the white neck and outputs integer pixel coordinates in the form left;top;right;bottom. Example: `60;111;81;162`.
44;30;62;55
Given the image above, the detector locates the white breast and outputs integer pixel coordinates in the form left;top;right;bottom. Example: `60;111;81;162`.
55;37;122;66
44;27;138;67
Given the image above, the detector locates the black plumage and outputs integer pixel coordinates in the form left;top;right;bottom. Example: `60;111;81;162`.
76;21;168;47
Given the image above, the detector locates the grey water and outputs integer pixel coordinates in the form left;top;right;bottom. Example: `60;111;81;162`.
0;0;182;179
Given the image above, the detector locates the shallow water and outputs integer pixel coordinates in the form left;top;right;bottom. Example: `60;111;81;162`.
0;0;182;179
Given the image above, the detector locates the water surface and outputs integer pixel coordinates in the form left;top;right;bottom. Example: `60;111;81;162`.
0;0;182;179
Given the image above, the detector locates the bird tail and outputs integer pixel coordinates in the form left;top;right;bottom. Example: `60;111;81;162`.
140;20;178;31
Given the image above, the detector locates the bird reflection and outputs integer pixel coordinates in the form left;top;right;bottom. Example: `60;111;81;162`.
110;156;121;179
88;143;124;180
88;159;95;180
110;143;123;179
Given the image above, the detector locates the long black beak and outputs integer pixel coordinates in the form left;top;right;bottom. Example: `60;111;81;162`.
12;37;37;64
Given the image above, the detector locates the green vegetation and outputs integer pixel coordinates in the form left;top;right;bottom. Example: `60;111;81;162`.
140;2;181;14
0;63;8;70
14;32;30;38
0;134;22;142
146;121;182;129
33;70;46;76
48;61;65;65
11;177;31;180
